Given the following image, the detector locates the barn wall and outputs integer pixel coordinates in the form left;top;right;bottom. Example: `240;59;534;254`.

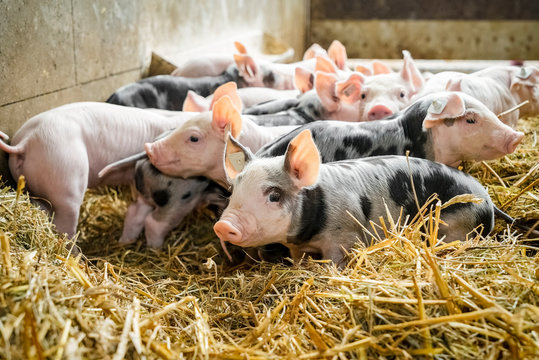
0;0;308;182
309;0;539;60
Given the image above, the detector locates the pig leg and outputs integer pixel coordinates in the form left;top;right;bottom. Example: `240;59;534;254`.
119;195;153;245
18;141;89;239
143;201;199;249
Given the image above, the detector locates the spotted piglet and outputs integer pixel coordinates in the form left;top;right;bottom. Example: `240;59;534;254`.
214;130;495;266
119;160;228;249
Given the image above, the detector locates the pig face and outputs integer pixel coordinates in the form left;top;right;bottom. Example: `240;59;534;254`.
423;92;524;167
214;130;320;248
145;95;242;180
338;50;424;121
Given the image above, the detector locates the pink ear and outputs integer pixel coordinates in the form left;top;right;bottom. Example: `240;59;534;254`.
372;61;392;75
445;78;462;92
315;55;338;74
183;91;209;112
355;65;372;76
423;93;466;129
336;73;364;104
303;43;327;60
328;40;348;70
284;130;320;189
315;71;340;112
210;82;243;112
400;50;424;94
295;67;314;93
234;41;247;54
212;96;242;139
234;54;259;81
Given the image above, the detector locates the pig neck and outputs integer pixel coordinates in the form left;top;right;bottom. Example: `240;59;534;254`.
428;127;463;168
240;117;299;154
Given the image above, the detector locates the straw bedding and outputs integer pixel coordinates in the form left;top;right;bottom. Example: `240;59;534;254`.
0;116;537;359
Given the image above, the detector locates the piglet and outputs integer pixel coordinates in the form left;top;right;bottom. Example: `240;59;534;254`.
257;92;524;168
119;159;228;248
417;66;539;127
214;130;495;266
0;102;198;238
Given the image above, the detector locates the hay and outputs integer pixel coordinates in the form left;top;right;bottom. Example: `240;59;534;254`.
0;116;538;359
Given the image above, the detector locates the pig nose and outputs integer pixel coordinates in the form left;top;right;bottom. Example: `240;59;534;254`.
367;105;393;121
214;220;243;244
505;131;525;154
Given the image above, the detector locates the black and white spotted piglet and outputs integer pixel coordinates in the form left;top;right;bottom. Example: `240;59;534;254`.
214;130;495;266
119;159;228;249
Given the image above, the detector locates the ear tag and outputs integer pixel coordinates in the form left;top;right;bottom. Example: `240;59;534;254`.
428;98;448;114
229;151;245;172
342;83;357;97
517;67;532;79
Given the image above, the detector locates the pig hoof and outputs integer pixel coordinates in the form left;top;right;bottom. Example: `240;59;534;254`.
118;237;137;246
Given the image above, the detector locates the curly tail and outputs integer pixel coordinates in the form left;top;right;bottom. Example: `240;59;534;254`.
0;131;24;154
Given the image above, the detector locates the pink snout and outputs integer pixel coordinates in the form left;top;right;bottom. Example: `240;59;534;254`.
367;104;393;121
214;220;243;245
505;131;525;154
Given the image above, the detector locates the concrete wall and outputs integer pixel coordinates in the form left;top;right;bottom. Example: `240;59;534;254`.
0;0;308;183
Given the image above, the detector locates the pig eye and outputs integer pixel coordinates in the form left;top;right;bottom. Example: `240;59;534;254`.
189;136;199;142
400;91;405;98
268;191;281;203
361;93;366;99
466;118;476;124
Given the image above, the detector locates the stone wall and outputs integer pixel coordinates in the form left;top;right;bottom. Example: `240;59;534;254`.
0;0;308;182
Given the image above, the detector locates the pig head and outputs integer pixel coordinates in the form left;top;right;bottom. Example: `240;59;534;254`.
337;50;425;121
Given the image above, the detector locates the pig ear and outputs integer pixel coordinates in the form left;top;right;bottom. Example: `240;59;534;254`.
400;50;424;94
336;73;364;104
510;66;538;89
328;40;348;70
183;91;208;112
210;81;243;112
303;43;327;60
315;71;340;112
212;96;242;139
423;93;466;129
372;61;392;75
315;55;338;74
284;130;321;189
234;41;248;54
295;67;314;93
234;54;259;82
445;78;463;92
224;133;253;181
355;65;372;76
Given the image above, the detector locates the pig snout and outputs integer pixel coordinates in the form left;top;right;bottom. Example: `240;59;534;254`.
505;131;524;154
367;104;393;121
214;220;243;244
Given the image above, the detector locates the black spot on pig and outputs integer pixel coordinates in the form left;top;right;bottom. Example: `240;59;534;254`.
134;166;144;193
333;148;348;161
181;191;192;200
343;135;373;155
263;71;276;88
360;196;372;220
288;186;327;244
152;189;170;207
